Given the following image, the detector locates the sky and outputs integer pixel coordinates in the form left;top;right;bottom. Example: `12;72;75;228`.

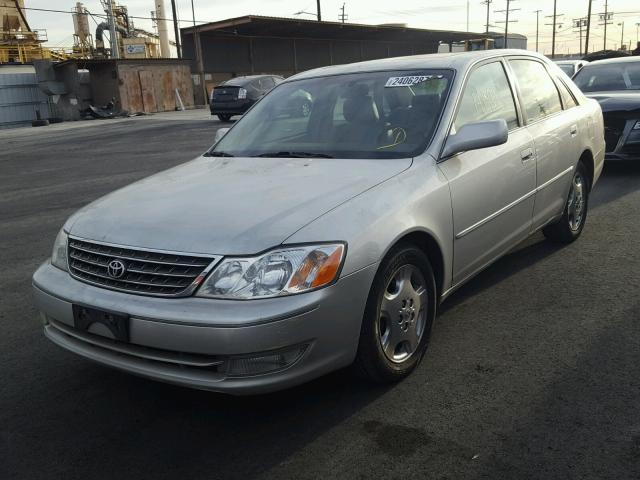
20;0;640;56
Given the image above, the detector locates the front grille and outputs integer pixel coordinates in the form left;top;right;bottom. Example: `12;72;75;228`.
68;238;216;297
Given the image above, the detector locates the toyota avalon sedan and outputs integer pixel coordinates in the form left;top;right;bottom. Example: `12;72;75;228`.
33;50;605;395
572;56;640;160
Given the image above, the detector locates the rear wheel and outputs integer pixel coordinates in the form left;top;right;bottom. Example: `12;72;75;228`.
217;114;232;122
543;161;589;243
353;244;436;383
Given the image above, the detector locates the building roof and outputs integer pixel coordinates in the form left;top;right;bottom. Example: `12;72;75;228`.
181;15;525;44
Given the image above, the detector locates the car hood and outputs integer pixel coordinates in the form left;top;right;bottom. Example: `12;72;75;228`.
67;156;411;255
585;91;640;114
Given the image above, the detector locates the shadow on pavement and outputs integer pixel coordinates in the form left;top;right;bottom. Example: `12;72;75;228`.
590;160;640;209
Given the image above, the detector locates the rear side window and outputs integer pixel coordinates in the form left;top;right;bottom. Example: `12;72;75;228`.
454;61;519;132
509;60;562;123
556;79;578;109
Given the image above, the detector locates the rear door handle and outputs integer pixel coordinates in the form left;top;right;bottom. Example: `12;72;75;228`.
520;148;534;162
570;124;578;136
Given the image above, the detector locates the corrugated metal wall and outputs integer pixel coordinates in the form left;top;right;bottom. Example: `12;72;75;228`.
0;72;50;129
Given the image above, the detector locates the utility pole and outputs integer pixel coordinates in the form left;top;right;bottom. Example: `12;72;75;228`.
573;18;587;56
191;0;196;27
534;9;542;52
618;22;624;50
599;0;613;50
494;0;520;49
551;0;557;58
316;0;322;21
482;0;493;34
107;0;119;58
545;1;563;59
170;0;181;58
339;3;347;23
585;0;592;55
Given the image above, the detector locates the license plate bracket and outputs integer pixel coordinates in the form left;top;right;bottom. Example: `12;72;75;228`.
72;305;129;342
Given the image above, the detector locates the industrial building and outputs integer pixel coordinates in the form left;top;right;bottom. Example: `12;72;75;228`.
181;16;528;104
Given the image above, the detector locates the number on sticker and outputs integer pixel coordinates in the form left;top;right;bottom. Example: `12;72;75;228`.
384;75;443;87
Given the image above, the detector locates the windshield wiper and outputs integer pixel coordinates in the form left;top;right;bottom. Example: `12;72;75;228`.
204;151;234;157
254;151;334;158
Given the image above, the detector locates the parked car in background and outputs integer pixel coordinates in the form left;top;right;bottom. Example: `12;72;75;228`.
555;59;589;77
210;74;284;121
573;56;640;160
34;50;604;395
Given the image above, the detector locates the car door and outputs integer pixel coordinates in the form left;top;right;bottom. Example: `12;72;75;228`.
439;59;536;285
507;59;577;230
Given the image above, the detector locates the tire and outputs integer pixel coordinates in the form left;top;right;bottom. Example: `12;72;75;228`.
353;243;437;383
543;161;590;244
31;119;49;127
217;114;232;122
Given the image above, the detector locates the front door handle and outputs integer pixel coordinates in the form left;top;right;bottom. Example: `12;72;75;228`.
520;148;534;162
570;124;578;136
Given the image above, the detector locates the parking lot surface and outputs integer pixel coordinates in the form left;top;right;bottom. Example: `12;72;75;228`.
2;112;640;479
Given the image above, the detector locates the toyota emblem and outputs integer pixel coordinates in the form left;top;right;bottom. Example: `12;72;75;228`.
107;259;127;279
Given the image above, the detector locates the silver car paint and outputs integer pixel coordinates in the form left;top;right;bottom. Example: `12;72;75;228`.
66;156;411;255
33;50;605;394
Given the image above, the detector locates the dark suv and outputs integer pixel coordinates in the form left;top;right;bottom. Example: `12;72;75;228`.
210;75;284;121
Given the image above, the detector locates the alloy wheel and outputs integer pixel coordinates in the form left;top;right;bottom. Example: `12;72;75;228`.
378;264;428;363
568;172;585;232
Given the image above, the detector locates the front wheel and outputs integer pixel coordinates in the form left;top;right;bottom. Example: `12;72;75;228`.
353;244;437;383
543;161;590;243
217;114;232;122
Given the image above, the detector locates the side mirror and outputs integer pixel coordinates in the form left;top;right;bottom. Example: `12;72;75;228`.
214;127;230;144
442;119;508;158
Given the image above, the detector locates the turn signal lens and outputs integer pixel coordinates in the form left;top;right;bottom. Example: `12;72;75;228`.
196;243;346;299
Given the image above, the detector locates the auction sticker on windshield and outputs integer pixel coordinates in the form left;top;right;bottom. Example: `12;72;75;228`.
385;75;444;87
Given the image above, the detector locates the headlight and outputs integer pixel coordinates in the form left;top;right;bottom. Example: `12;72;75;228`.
196;243;345;299
633;120;640;130
238;88;247;100
51;229;69;271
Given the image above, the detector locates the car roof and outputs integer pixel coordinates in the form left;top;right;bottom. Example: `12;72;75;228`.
585;56;639;66
222;75;282;86
286;49;548;81
555;60;587;65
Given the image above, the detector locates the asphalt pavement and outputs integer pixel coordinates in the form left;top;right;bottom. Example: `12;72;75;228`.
1;112;639;480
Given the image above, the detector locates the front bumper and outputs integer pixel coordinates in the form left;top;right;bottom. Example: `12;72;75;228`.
33;261;376;394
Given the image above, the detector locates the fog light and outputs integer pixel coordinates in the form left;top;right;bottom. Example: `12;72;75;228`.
226;344;308;377
633;120;640;130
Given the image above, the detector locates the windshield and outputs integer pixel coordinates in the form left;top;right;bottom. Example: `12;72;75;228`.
573;61;640;92
209;69;453;159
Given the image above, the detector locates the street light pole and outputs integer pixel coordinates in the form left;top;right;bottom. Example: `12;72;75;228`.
191;0;196;27
316;0;322;21
618;22;624;50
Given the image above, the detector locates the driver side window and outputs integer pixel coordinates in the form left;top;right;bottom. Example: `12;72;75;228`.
454;61;519;132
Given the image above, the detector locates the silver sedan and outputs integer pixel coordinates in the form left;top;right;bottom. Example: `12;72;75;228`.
33;50;605;394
